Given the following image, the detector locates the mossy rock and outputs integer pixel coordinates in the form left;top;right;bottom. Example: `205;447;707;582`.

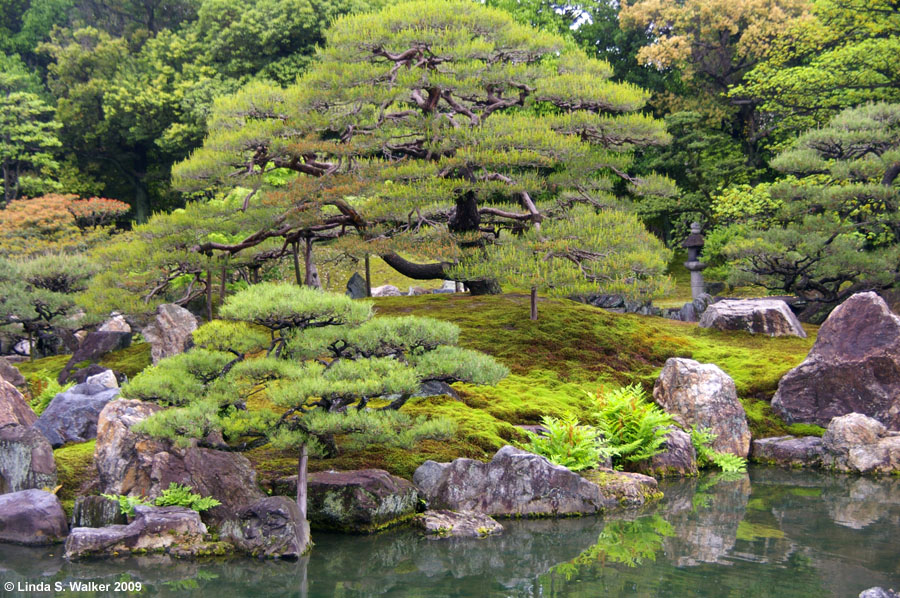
306;469;420;534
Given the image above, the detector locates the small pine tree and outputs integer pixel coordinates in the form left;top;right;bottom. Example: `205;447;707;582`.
127;283;508;524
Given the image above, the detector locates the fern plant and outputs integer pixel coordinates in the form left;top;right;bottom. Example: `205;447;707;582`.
591;385;674;468
690;427;748;473
28;373;73;415
102;483;222;517
525;415;612;472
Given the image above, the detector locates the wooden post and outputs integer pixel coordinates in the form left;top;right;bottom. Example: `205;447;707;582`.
297;443;308;520
530;286;538;321
304;237;314;287
364;254;372;297
219;259;228;303
206;267;213;322
292;241;303;286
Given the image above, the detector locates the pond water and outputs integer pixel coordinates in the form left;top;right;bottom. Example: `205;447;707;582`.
1;466;898;597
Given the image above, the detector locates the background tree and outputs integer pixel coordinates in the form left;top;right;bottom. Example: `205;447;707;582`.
171;0;675;299
708;102;900;319
733;0;900;143
0;70;62;205
127;283;508;522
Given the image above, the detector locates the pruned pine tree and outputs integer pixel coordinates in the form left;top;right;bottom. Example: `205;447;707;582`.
170;0;674;296
0;254;98;359
127;282;508;520
449;206;672;320
718;103;900;318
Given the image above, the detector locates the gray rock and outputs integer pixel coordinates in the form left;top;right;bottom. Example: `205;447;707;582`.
65;505;206;559
0;379;36;428
750;436;825;467
143;303;198;365
94;399;265;524
653;358;750;457
371;284;401;297
71;495;127;528
32;383;121;448
306;469;419;533
416;446;614;517
59;331;132;383
699;298;806;337
432;280;458;294
0;357;25;387
822;413;900;474
98;314;131;334
415;510;503;538
346;272;367;299
772;292;900;429
634;427;698;478
587;469;661;508
407;286;428;296
13;339;32;356
0;425;57;494
0;489;68;545
860;589;900;598
85;369;118;389
221;496;310;559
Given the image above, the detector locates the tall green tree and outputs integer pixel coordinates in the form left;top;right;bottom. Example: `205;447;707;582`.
711;103;900;319
172;0;675;298
0;70;61;205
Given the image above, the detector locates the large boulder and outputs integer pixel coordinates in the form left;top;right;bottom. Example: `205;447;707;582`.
32;383;120;448
415;510;503;538
97;313;131;334
0;358;25;387
633;426;698;478
371;284;401;297
65;505;207;559
95;399;265;524
414;446;613;517
59;331;132;383
750;436;825;468
220;496;310;558
142;303;198;365
0;379;36;428
0;425;57;494
306;469;419;533
699;298;807;337
821;413;900;474
653;358;750;457
0;489;68;545
772;292;900;429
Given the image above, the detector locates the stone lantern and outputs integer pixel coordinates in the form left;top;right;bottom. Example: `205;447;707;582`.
682;222;707;300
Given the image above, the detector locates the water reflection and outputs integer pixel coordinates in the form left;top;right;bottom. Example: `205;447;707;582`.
0;468;898;597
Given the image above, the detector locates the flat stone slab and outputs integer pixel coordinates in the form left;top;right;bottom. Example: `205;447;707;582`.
415;510;503;538
699;299;806;338
750;436;824;468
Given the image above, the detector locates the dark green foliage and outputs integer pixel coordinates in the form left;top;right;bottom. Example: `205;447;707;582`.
102;482;222;516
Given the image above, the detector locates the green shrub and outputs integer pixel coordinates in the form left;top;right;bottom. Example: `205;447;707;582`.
525;415;611;472
102;483;222;517
690;427;748;473
591;384;673;467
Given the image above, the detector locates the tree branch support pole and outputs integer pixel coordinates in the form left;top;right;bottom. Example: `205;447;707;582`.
292;241;303;286
304;237;315;287
530;286;538;321
364;254;372;297
219;259;228;304
206;266;213;322
297;443;308;520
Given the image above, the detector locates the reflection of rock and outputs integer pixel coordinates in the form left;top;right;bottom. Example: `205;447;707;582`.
659;474;751;566
826;477;900;530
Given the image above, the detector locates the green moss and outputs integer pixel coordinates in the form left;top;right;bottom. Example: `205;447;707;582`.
736;520;785;541
15;354;71;380
741;397;826;439
788;487;823;497
98;343;152;378
54;440;96;502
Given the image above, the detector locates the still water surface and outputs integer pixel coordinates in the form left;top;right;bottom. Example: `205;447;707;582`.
1;466;898;597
